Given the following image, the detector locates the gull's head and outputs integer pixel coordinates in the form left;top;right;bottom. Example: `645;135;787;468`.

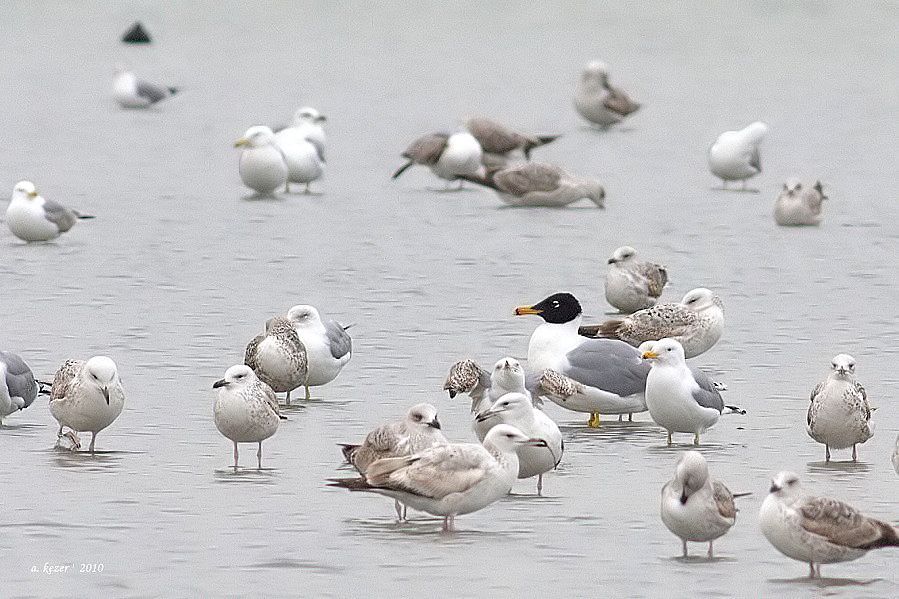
680;288;720;313
12;180;38;201
583;179;606;208
406;402;441;431
768;471;801;499
293;106;326;125
582;60;610;83
515;292;582;324
286;304;323;329
483;423;547;453
491;357;525;389
783;178;802;195
674;450;709;503
213;364;256;390
830;353;856;378
742;121;769;144
476;392;532;424
84;356;119;404
234;126;276;149
641;338;685;364
608;245;637;265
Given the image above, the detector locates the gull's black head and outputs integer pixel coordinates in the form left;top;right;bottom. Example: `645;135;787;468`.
515;293;582;324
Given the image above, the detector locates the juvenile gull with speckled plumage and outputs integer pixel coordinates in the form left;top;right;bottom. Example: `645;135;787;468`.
807;354;873;462
774;179;827;226
213;365;280;470
443;357;536;413
465;117;559;160
574;61;641;128
605;246;668;313
245;316;308;405
49;357;125;453
464;162;606;208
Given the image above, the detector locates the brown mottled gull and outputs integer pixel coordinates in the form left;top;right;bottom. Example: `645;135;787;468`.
807;354;873;462
605;246;668;313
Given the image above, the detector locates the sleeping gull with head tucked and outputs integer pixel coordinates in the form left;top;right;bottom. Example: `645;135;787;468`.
392;131;485;189
807;354;873;462
464;162;605;208
329;424;546;532
0;351;39;425
760;471;899;578
213;365;280;470
708;121;768;190
775;179;826;226
581;288;724;358
605;246;668;313
443;357;536;414
6;181;94;243
286;305;351;400
113;66;178;109
234;126;288;195
661;451;746;558
574;61;641;129
339;403;446;520
49;357;125;453
245;316;308;405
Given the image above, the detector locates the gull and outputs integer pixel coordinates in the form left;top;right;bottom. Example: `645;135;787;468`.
213;365;280;470
274;123;325;194
280;106;327;158
807;354;873;462
774;179;826;226
339;403;446;520
661;451;746;558
474;392;563;495
286;305;351;399
443;357;536;414
574;61;641;129
605;246;668;313
328;424;547;532
465;117;559;160
6;181;94;243
463;162;605;208
581;288;724;358
392;132;484;189
49;357;125;453
708;121;768;190
234;126;288;195
759;471;899;578
0;351;39;425
112;66;178;109
244;315;308;405
641;338;725;446
515;292;649;427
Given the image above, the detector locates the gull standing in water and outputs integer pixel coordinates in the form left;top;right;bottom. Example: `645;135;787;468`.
581;288;724;358
329;424;547;532
213;365;280;470
774;179;827;226
807;354;873;462
234;126;288;195
708;121;768;190
113;66;178;109
463;162;605;208
339;403;446;520
574;61;641;129
641;339;724;446
661;451;745;558
49;357;125;453
392;132;484;189
604;246;668;313
465;117;559;160
245;316;308;405
474;392;562;495
759;471;899;578
286;305;351;400
0;351;39;425
6;181;94;243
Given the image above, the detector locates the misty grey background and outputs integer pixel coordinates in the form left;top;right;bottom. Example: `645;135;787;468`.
0;1;896;597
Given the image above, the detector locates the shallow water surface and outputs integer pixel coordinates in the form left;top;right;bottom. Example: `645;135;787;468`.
0;1;897;597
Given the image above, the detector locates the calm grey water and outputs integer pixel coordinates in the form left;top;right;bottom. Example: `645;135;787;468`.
1;1;897;597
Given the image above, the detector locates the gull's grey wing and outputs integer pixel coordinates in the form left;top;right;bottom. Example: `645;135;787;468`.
799;496;899;550
689;367;724;412
602;85;640;117
41;199;77;232
466;118;523;154
135;80;171;104
0;351;38;408
493;163;563;197
325;320;352;360
307;136;326;163
748;146;761;172
563;339;650;396
401;133;450;165
712;480;737;519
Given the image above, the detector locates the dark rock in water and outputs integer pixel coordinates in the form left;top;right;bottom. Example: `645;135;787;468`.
122;22;152;44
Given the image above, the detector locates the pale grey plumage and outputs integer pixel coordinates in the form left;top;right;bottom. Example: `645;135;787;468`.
0;351;39;410
325;320;352;359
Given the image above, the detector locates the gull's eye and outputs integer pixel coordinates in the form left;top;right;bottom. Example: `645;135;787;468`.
787;478;797;486
552;301;560;308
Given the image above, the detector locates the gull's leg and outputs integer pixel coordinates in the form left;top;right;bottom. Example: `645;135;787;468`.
667;431;673;446
628;413;633;422
825;445;830;462
808;562;816;578
305;384;311;401
285;391;291;406
285;182;290;193
257;442;263;470
537;474;543;496
57;425;64;436
449;515;455;531
618;415;623;422
852;444;857;461
693;433;700;447
233;441;239;471
394;500;403;522
442;516;449;532
682;540;688;558
305;183;311;194
741;180;747;191
587;412;601;428
89;432;97;454
457;179;464;190
707;541;714;559
815;564;821;578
